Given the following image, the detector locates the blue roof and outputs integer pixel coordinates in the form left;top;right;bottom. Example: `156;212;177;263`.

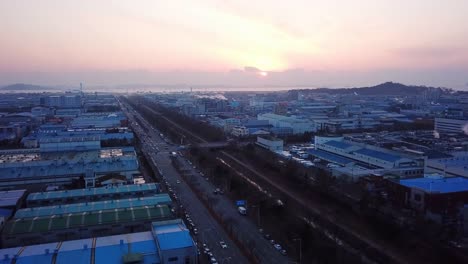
399;177;468;194
55;238;92;264
0;208;13;217
354;148;401;162
323;140;354;150
95;233;159;264
308;149;355;165
15;242;58;264
0;232;160;264
152;222;194;250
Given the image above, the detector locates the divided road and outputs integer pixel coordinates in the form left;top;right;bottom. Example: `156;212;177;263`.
121;101;249;264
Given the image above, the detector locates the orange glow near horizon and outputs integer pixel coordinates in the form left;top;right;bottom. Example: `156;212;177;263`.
0;0;468;88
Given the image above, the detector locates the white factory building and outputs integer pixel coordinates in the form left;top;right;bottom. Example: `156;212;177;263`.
258;113;315;134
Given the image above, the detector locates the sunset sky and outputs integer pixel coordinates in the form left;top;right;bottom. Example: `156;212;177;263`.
1;0;467;89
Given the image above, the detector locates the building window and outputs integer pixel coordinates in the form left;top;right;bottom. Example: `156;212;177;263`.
168;257;178;262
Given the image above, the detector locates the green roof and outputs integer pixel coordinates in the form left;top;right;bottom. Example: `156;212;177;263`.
16;194;171;219
4;205;171;235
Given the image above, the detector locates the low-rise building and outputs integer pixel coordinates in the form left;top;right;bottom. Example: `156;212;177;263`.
386;174;468;227
26;183;159;207
425;152;468;178
256;136;284;152
0;219;198;264
258;113;315;134
2;204;173;247
0;147;140;189
231;126;249;137
152;219;198;264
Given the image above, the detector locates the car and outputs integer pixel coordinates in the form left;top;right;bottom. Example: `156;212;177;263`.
264;234;271;240
270;240;275;245
203;247;210;253
219;241;227;249
280;249;287;256
193;228;198;235
210;257;217;263
213;189;218;194
258;228;264;234
274;244;282;251
176;180;180;184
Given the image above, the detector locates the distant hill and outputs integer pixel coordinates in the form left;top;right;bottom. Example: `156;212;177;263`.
0;83;56;91
310;82;448;95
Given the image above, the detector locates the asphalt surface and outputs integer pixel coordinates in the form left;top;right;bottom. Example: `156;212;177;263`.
174;155;290;264
128;100;291;264
120;100;249;264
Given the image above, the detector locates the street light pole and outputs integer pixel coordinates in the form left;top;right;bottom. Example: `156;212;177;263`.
251;205;261;227
293;238;302;264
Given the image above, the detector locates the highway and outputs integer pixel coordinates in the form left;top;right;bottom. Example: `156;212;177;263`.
120;98;290;264
132;100;414;264
120;100;249;264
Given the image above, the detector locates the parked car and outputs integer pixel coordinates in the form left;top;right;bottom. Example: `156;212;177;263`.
219;241;227;249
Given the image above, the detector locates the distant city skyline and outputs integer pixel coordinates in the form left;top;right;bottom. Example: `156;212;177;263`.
1;1;468;89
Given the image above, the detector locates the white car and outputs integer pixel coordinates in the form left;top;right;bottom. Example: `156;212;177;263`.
274;244;282;251
219;241;227;249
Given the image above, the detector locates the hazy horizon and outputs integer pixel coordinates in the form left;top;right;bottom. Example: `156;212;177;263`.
1;1;468;90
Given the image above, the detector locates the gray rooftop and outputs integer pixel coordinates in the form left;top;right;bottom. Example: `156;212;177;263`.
27;183;159;202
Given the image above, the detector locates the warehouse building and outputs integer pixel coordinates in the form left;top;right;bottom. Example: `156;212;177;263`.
310;136;424;179
0;219;197;264
152;219;198;264
16;194;171;219
26;183;159;207
2;204;173;247
0;147;139;189
256;136;284;151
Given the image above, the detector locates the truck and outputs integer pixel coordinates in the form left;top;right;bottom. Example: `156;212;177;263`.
238;206;247;215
